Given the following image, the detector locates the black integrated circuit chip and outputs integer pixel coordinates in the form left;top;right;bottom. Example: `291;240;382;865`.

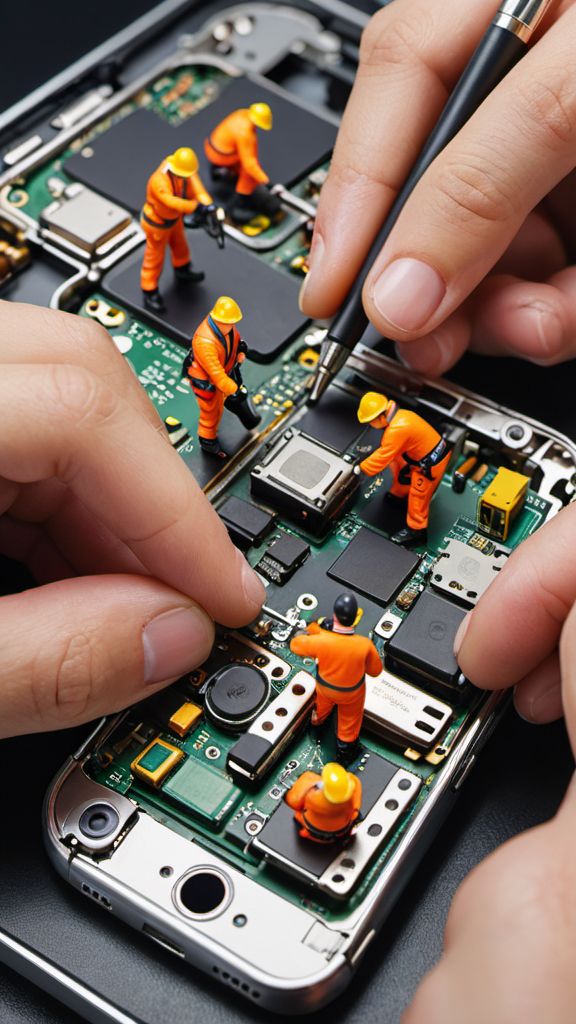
255;530;310;584
297;386;371;455
254;753;398;879
385;590;469;701
218;496;275;550
327;527;420;606
102;231;304;360
64;75;337;213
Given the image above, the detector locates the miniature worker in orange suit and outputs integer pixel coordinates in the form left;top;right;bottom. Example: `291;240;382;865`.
140;147;215;313
204;102;281;224
356;392;452;548
286;762;362;843
290;593;382;763
182;296;261;459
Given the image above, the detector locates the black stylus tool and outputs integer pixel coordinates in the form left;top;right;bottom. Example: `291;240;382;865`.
308;0;554;404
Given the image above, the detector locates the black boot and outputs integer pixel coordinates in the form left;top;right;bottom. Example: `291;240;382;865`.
391;526;428;547
199;437;228;459
174;263;205;284
336;739;358;766
229;187;282;225
142;288;165;313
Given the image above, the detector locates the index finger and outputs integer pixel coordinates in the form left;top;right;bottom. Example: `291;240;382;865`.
300;0;498;319
456;504;576;688
0;300;165;436
0;364;264;627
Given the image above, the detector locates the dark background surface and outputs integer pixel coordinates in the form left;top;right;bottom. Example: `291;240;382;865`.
1;1;575;1022
0;1;161;114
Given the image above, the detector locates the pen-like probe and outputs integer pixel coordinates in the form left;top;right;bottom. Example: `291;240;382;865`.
308;0;554;404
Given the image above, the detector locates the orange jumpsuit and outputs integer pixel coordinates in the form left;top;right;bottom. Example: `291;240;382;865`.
140;162;212;292
204;109;269;196
360;409;451;531
186;315;245;440
290;623;382;743
286;771;362;842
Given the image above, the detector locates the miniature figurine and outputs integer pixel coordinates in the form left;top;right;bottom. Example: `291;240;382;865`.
140;147;215;313
182;296;261;458
289;593;382;763
285;763;362;843
204;102;282;224
356;392;451;547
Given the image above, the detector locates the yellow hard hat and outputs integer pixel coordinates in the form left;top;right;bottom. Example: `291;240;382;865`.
211;296;243;324
166;147;199;177
249;102;273;131
357;391;389;424
322;763;354;804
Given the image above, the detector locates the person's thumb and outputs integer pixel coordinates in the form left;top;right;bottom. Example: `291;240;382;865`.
0;574;215;738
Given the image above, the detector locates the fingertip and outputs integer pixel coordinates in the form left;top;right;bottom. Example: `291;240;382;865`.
514;681;563;725
395;312;470;375
239;550;265;618
142;603;215;686
364;257;447;341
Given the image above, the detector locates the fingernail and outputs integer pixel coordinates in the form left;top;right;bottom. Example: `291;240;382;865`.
453;611;472;659
371;258;446;333
299;233;324;312
143;606;212;685
239;550;265;610
527;684;563;724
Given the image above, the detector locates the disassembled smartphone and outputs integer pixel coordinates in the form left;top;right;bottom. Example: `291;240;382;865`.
2;0;575;1014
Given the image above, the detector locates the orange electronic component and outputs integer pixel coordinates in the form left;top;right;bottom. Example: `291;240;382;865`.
169;702;203;738
131;738;184;787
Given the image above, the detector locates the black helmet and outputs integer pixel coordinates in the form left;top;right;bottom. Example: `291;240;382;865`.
333;593;357;627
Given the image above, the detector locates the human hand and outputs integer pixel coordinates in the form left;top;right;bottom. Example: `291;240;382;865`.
301;0;576;375
455;501;576;724
0;301;264;739
403;536;576;1022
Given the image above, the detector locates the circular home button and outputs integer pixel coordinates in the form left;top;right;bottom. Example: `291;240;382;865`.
174;868;232;920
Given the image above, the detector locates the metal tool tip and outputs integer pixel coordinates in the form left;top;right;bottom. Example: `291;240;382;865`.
307;368;332;405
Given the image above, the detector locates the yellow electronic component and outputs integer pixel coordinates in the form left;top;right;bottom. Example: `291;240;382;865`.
477;467;530;541
298;348;319;368
131;738;184;787
242;215;270;237
169;702;203;738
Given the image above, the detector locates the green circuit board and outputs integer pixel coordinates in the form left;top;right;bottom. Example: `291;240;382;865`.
81;295;551;922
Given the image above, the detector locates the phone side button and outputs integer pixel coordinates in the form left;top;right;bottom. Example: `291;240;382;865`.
451;754;477;793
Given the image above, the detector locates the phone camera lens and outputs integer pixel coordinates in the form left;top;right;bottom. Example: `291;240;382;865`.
79;802;120;839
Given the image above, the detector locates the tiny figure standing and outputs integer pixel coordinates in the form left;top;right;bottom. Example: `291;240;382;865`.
204;102;281;224
140;147;214;313
183;296;261;458
356;392;451;546
290;593;382;763
286;763;362;843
